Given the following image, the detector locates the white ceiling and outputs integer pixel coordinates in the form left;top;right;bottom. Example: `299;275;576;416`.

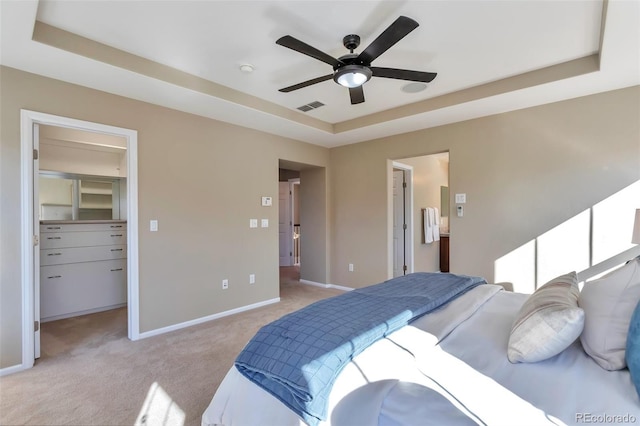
1;1;638;148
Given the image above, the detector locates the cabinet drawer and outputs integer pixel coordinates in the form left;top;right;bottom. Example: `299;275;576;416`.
40;259;127;320
40;222;127;233
41;245;127;266
41;230;127;249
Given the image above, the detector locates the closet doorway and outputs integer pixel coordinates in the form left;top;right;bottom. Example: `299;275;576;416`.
20;110;139;371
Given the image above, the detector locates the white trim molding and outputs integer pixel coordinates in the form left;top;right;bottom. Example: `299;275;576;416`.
390;161;415;278
137;298;281;339
18;110;139;375
299;279;354;292
0;364;29;377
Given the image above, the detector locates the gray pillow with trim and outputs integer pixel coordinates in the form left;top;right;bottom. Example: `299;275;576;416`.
508;272;584;363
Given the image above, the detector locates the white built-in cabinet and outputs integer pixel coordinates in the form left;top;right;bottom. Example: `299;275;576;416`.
40;220;127;322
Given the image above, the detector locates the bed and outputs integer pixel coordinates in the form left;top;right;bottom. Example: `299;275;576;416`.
202;266;640;426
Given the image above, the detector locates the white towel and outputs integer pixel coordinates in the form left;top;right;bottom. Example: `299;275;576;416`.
424;208;434;244
433;207;440;241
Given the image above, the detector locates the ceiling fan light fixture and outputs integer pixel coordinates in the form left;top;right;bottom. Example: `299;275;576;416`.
333;65;372;88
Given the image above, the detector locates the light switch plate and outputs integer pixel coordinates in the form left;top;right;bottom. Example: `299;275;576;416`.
249;219;258;228
150;220;158;232
261;197;272;207
261;219;269;228
455;193;467;204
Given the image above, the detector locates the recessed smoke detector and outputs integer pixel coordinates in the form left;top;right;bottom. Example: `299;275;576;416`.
239;64;255;73
401;82;427;93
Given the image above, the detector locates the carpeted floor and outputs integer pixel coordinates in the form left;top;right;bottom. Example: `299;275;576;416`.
0;267;342;426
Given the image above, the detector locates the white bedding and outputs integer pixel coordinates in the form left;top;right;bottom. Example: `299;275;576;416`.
202;285;639;426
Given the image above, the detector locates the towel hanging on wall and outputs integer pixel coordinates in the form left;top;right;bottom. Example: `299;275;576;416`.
423;208;434;244
433;207;440;242
422;207;441;244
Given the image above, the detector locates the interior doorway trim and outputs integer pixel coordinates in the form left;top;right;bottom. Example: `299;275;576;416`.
390;161;414;277
19;110;140;372
289;178;300;266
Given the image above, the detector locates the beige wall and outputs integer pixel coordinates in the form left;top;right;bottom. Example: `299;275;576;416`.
2;64;639;371
0;66;329;369
330;86;640;289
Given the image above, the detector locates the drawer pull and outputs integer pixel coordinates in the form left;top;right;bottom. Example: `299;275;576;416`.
110;248;123;252
110;225;123;228
46;226;61;230
110;234;123;237
47;275;62;279
47;236;62;240
47;252;62;256
110;268;123;272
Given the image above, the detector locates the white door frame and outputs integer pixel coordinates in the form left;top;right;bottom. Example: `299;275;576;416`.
278;181;293;266
389;161;414;278
289;178;300;265
19;110;140;372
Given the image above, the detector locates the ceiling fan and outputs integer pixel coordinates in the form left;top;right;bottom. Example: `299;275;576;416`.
276;16;437;105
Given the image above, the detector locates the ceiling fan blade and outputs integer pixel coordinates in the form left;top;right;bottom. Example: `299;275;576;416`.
276;35;343;68
357;16;419;65
278;74;333;93
371;67;437;83
349;86;365;104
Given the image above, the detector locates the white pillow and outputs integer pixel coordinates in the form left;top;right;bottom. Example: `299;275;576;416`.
579;257;640;370
508;272;584;363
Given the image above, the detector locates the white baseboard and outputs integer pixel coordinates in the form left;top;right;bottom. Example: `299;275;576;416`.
0;363;29;377
41;303;127;323
138;297;280;340
299;279;353;292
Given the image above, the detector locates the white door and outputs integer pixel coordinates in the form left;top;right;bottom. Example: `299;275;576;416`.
279;182;293;266
33;123;41;358
393;170;406;277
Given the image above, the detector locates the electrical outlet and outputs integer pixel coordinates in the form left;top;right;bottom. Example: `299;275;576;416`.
222;279;229;289
249;274;255;284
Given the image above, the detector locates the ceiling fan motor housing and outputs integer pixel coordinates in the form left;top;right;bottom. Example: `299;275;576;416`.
343;34;361;52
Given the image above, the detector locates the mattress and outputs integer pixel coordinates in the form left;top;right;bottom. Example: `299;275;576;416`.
202;284;639;426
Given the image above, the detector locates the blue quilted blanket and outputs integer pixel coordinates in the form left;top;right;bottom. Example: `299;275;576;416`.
234;272;486;425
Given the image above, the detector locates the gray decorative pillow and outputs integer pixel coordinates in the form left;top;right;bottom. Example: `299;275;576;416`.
579;257;640;370
508;272;584;363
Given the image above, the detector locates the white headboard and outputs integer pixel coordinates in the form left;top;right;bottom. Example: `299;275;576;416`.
577;245;640;283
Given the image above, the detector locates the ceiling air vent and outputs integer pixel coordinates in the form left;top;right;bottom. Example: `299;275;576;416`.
296;101;325;112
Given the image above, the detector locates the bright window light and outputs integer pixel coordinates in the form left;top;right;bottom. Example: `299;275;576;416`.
136;382;185;426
